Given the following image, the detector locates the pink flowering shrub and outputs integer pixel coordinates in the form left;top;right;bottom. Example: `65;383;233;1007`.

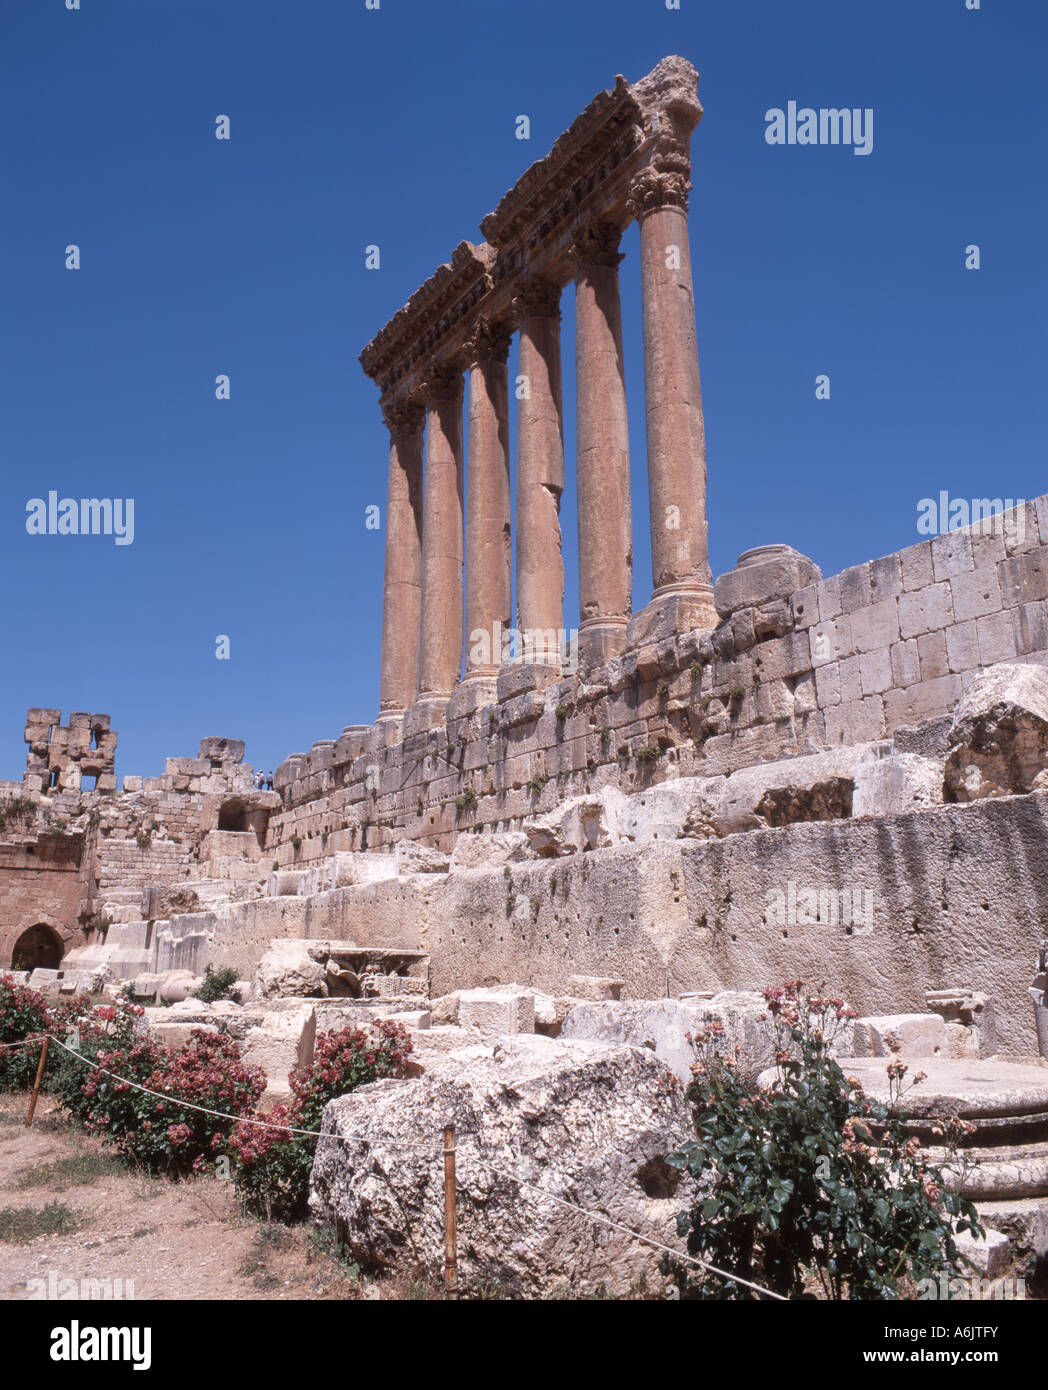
666;981;984;1300
46;997;265;1176
0;974;53;1090
229;1019;412;1220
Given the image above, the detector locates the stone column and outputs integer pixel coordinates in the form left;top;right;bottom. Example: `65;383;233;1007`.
627;167;717;643
415;364;465;718
513;278;566;679
457;322;512;710
377;399;425;723
572;220;632;666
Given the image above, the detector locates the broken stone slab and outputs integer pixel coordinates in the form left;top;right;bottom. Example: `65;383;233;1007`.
199;736;245;765
324;852;399;889
150;1021;222;1048
850;751;944;818
952;1225;1012;1280
925;988;996;1058
845;1013;948;1060
308;1034;697;1298
522;786;628;857
714;746;877;835
457;989;535;1038
975;1197;1048;1278
394;840;450;875
562;991;774;1083
944;661;1048;801
617;776;725;845
255;939;327;1000
449;831;533;871
241;1006;317;1100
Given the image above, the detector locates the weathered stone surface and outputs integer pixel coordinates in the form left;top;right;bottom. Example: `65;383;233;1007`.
846;1013;947;1059
241;1006;316;1100
565;975;623;1001
618;776;724;844
255;939;326;1000
458;988;535;1037
449;831;532;871
715;747;871;834
309;1034;696;1297
522;786;628;856
944;662;1048;801
562;990;773;1082
394;840;450;875
851;751;943;818
953;1225;1012;1278
713;545;821;620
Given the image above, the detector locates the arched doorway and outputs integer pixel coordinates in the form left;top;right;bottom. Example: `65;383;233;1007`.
11;924;63;971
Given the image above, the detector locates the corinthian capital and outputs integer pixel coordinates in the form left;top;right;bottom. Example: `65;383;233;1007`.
626;167;692;219
463;318;513;367
381;397;425;436
569;219;625;270
512;277;562;322
419;361;464;404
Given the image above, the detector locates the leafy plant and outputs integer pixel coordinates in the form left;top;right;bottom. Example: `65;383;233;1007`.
666;982;983;1300
194;964;240;1004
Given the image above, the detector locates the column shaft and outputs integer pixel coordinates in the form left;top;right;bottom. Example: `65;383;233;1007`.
515;281;565;656
639;201;712;595
573;221;632;665
378;402;424;719
417;369;465;703
464;328;512;682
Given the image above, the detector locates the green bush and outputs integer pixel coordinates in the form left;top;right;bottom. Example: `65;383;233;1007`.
229;1019;413;1221
194;964;240;1004
667;982;983;1300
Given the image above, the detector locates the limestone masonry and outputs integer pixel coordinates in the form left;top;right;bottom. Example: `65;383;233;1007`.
3;57;1048;1288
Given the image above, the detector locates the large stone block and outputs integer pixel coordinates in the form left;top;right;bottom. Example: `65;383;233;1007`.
458;989;535;1036
308;1034;697;1298
713;545;821;620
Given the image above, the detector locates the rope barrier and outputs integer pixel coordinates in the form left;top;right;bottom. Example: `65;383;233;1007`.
35;1031;784;1299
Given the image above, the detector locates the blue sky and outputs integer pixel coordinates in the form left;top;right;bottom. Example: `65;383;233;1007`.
1;0;1045;783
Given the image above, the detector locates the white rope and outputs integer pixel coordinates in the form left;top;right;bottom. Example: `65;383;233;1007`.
44;1031;784;1299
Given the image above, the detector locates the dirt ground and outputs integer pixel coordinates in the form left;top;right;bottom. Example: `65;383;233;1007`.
0;1091;441;1303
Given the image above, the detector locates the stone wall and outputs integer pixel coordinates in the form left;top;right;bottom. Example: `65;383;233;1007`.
0;834;86;967
265;500;1048;856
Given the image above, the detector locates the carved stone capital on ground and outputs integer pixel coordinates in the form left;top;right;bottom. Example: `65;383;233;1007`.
569;219;625;271
381;397;425;437
626;166;692;219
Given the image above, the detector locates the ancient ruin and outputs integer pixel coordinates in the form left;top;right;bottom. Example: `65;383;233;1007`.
3;57;1048;1293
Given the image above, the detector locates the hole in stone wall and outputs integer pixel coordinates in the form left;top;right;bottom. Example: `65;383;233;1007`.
635;1157;681;1200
